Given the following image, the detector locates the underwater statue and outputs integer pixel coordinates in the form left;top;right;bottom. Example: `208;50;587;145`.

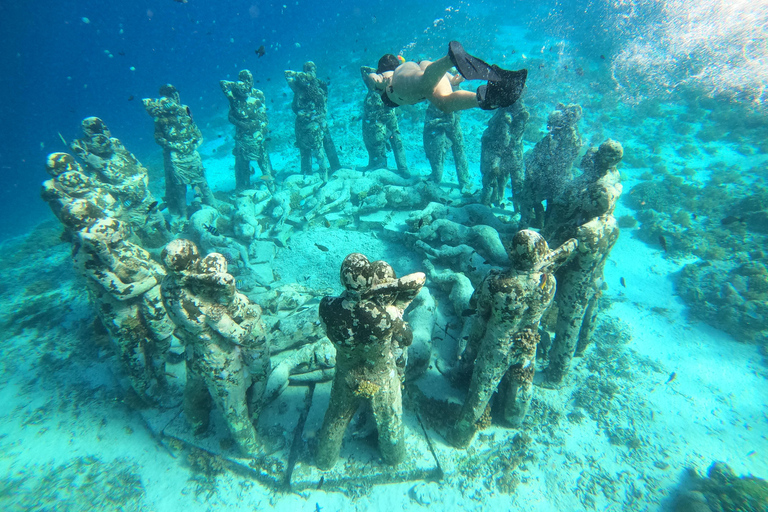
71;117;170;248
542;139;624;247
518;103;583;228
447;230;577;448
41;152;120;228
315;253;425;470
423;103;471;194
161;239;270;457
285;61;341;180
220;69;274;190
62;204;175;404
479;101;530;209
143;84;216;219
544;215;620;387
365;41;527;112
359;65;408;176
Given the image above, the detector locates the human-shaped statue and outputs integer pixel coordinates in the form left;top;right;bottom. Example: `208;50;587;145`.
423;103;471;194
64;207;175;403
359;66;408;176
161;239;270;456
518;103;583;228
220;70;274;190
71;117;170;247
143;84;216;218
285;62;341;180
544;215;619;387
542;139;624;247
41;152;119;227
315;253;425;470
479;101;530;209
447;230;577;448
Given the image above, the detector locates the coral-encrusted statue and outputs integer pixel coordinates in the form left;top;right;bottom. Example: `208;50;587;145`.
315;253;425;470
285;62;341;180
161;239;270;456
544;215;619;387
423;104;471;193
220;69;274;190
447;230;576;448
360;66;408;176
64;207;175;403
479;101;529;209
143;84;216;218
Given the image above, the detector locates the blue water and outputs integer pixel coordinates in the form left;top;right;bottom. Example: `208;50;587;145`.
1;0;767;510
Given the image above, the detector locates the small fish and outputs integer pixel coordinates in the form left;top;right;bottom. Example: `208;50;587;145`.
692;213;697;220
417;218;424;229
118;51;125;56
123;199;133;208
721;215;744;226
620;277;626;288
324;219;331;228
173;0;188;3
747;450;756;457
58;132;67;146
575;67;584;76
203;223;219;236
600;54;606;60
539;273;548;289
665;372;676;384
235;279;244;289
538;63;545;69
659;235;667;252
461;309;475;317
146;200;159;213
315;243;329;252
255;45;266;58
563;65;569;71
185;106;192;116
259;174;274;181
127;95;134;101
316;504;323;512
317;475;324;490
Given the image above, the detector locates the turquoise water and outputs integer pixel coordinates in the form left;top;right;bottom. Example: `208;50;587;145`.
1;1;767;511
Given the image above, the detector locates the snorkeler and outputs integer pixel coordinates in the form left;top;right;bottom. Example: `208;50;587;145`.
365;41;527;113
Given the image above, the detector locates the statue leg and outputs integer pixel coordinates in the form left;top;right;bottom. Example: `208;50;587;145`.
499;330;539;427
323;130;341;172
447;335;514;448
371;371;406;466
546;278;590;386
316;374;360;470
448;123;470;191
184;359;213;436
424;130;445;184
574;290;600;356
234;153;251;191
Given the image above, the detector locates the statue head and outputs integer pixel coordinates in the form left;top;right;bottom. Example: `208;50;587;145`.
45;152;79;178
159;83;180;103
83;217;128;245
340;253;374;291
81;117;111;139
162;239;200;272
507;230;550;271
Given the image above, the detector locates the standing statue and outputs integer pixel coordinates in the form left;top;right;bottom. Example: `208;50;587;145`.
518;103;583;228
544;215;619;387
161;239;270;456
423;104;471;194
447;231;576;448
315;253;425;470
285;62;341;180
71;117;170;247
479;101;529;209
143;84;216;218
220;70;274;190
359;66;408;176
63;207;175;404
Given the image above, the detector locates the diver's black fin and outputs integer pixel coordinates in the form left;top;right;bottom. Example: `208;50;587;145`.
448;41;500;81
477;65;527;110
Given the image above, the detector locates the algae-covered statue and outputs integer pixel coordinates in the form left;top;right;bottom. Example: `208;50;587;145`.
423;103;471;194
71;117;170;247
143;84;216;218
360;66;408;176
479;101;529;209
220;69;274;190
41;152;119;226
447;230;576;448
518;103;583;228
315;253;425;470
285;61;341;180
63;205;175;404
161;239;270;457
544;215;619;387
